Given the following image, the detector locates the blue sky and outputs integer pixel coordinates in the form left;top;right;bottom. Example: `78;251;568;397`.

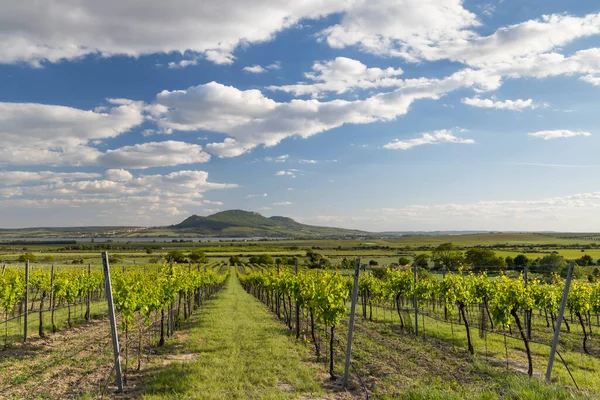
0;0;599;231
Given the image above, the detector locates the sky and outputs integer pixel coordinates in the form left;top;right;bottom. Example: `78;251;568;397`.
0;0;600;232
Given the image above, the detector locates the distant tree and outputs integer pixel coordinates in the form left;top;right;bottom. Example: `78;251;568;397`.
464;248;505;271
71;258;84;265
413;254;430;269
258;254;273;265
165;250;186;263
505;256;514;267
513;254;530;267
539;253;567;276
369;259;379;266
145;248;154;255
340;258;354;269
431;243;464;271
41;255;55;263
398;256;412;266
17;252;37;263
577;254;595;266
108;254;122;264
189;249;207;263
229;255;241;265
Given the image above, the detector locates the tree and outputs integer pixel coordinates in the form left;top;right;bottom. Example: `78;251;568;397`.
258;254;273;265
464;248;506;271
188;250;207;263
368;259;379;266
413;254;430;269
577;254;595;266
229;255;241;265
505;256;514;267
17;252;37;263
398;256;412;266
513;254;530;267
431;243;464;271
539;253;567;276
165;250;186;263
145;248;154;255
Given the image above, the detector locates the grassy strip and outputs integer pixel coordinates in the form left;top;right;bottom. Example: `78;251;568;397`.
143;268;324;399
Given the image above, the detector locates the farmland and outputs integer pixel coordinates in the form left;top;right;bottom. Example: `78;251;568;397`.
2;233;600;398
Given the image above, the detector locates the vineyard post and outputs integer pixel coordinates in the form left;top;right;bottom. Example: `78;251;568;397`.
524;264;530;339
102;251;124;393
86;263;91;321
24;260;29;342
546;261;574;382
1;263;5;275
413;263;418;336
343;257;361;389
50;264;55;332
295;259;300;339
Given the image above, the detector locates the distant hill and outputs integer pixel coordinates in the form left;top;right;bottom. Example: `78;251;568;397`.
169;210;368;238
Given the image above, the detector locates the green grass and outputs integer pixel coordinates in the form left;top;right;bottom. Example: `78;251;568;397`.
143;268;323;400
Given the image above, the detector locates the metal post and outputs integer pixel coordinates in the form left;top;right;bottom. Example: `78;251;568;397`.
50;264;55;332
413;263;418;336
295;259;300;339
24;260;29;342
546;262;574;382
343;257;361;389
86;264;91;321
524;265;530;339
102;252;124;393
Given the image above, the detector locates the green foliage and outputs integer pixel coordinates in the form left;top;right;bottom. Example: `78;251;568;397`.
540;253;567;276
413;254;430;269
513;254;530;267
17;252;37;263
464;248;506;271
432;243;464;271
188;249;206;263
165;250;186;264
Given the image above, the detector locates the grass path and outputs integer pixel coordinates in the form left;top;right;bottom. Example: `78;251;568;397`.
143;269;326;400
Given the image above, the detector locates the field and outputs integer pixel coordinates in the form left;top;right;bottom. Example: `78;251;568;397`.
2;232;600;398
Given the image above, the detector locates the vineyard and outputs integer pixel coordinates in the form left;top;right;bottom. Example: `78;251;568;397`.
0;258;228;397
3;252;600;398
238;262;600;396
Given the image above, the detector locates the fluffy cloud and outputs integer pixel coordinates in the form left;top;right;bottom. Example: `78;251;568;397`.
246;193;268;198
243;65;267;73
0;1;346;66
384;129;474;150
151;69;497;157
528;130;592;140
264;155;289;163
268;57;404;97
168;59;198;69
321;0;479;61
98;141;211;169
273;201;292;206
0;171;101;186
105;169;133;181
0;170;237;225
461;97;537;110
275;170;295;177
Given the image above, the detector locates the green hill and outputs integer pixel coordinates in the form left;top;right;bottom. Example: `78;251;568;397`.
170;210;368;238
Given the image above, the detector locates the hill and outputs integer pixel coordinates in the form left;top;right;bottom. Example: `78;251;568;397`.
169;210;368;238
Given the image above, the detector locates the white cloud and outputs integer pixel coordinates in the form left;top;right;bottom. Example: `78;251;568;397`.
275;170;295;177
0;171;101;186
152;69;497;158
299;159;317;164
105;169;133;181
528;130;592;140
0;1;347;66
383;129;474;150
203;200;223;205
461;96;536;110
266;61;281;70
168;59;198;69
246;193;268;198
0;100;144;166
264;154;289;163
268;57;404;97
273;201;292;206
243;65;267;73
98;141;211;169
0;170;237;227
581;74;600;86
321;0;479;62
